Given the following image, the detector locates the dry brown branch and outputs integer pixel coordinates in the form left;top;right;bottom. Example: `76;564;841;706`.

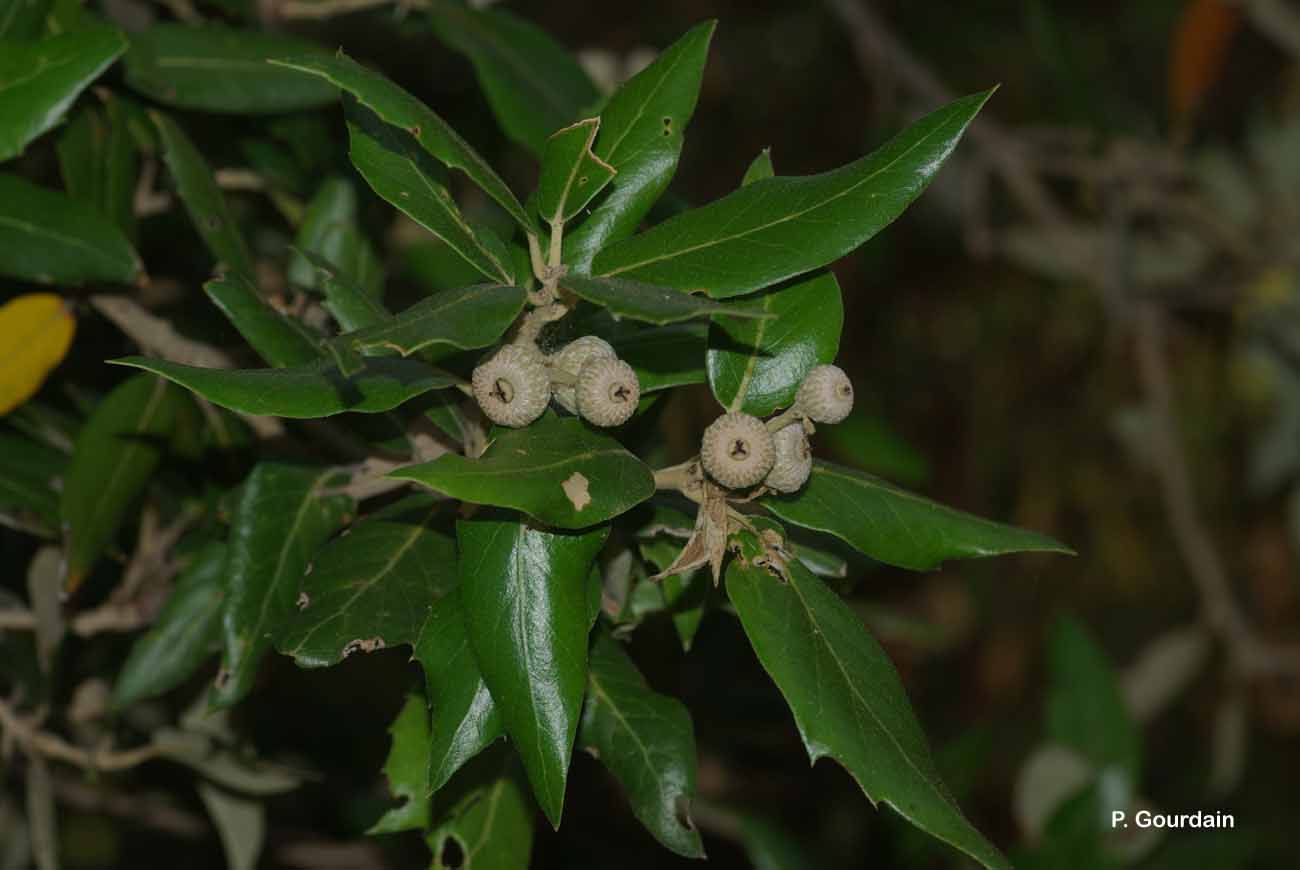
0;699;164;773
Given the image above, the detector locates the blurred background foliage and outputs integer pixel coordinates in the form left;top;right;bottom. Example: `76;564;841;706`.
4;0;1300;867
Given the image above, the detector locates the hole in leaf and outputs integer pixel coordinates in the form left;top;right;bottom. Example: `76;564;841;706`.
662;116;673;135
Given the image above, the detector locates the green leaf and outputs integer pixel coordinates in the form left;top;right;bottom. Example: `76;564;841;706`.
57;95;138;238
0;25;126;162
152;110;254;277
429;0;599;156
113;541;227;709
270;52;535;235
0;0;50;40
457;515;607;827
415;588;505;797
0;173;141;285
213;463;353;709
61;375;186;592
741;148;775;186
427;751;534;870
762;460;1072;571
1046;616;1141;782
204;273;321;368
295;250;389;332
565;21;715;270
608;321;706;393
335;282;524;361
726;556;1011;870
276;495;455;667
637;538;706;651
578;631;704;857
286;177;378;294
562;275;769;326
345;100;517;284
124;23;336;114
592;91;993;298
369;692;433;834
392;413;654;530
0;429;64;531
112;356;459;419
197;782;265;870
707;270;843;415
536;118;615;225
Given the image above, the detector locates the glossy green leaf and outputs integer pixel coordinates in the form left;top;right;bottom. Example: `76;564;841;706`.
345;100;517;284
124;24;335;114
727;556;1010;870
427;751;534;870
707;270;842;415
741;148;775;186
415;588;505;796
152;111;254;277
608;322;706;393
277;495;455;667
763;461;1072;571
112;541;227;709
0;429;64;531
204;273;321;368
393;413;654;529
578;631;704;857
57;95;138;238
563;275;768;326
0;25;126;162
1046;616;1141;781
112;356;458;419
270;52;535;235
457;515;608;827
295;250;389;332
213;463;352;709
564;22;715;270
429;0;599;155
536;118;615;225
335;282;524;360
0;0;49;40
593;91;992;298
61;375;186;592
287;178;376;294
369;692;433;834
0;173;141;285
404;240;490;295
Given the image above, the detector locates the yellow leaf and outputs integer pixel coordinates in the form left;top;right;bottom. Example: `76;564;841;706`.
0;293;76;415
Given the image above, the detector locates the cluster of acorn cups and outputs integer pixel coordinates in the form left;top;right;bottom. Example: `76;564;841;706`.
471;336;641;429
471;335;854;496
700;364;853;494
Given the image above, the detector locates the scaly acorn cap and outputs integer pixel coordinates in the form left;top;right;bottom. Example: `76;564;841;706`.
576;357;640;427
471;343;550;427
764;422;813;493
700;412;775;489
549;335;616;413
795;364;854;424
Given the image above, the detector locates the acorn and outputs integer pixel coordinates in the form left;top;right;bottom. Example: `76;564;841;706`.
471;343;550;427
764;423;813;493
795;364;853;424
549;335;616;413
576;357;640;427
701;412;775;489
